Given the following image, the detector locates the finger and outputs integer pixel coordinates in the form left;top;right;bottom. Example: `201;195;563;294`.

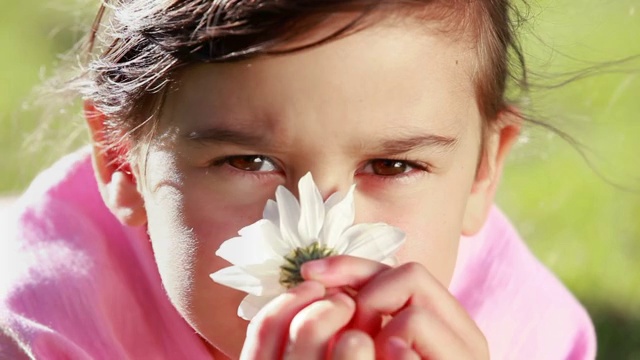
286;292;355;360
353;262;480;342
384;337;420;360
303;256;483;350
375;306;473;359
302;256;391;335
332;330;375;360
301;255;389;289
240;281;326;360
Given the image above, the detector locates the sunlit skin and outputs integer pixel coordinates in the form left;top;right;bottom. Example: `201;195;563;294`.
88;15;519;359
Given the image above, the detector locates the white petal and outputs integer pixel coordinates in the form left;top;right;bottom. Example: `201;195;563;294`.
263;199;280;225
238;294;278;321
237;219;290;256
240;261;287;296
210;266;265;296
276;185;302;248
323;191;343;212
216;220;284;266
210;265;282;296
297;173;324;243
381;256;399;266
320;184;356;248
340;223;405;261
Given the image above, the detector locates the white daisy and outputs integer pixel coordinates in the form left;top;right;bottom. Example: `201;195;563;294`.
210;172;405;320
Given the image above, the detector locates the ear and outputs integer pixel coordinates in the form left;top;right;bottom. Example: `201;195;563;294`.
84;101;147;227
462;110;521;236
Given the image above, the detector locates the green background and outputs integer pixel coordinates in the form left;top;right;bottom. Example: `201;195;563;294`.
1;0;638;357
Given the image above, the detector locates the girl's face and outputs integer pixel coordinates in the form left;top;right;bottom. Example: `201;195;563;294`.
131;19;494;357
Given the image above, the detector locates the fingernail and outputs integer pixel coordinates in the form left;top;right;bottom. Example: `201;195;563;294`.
330;292;354;307
287;279;324;296
301;259;327;279
387;336;410;352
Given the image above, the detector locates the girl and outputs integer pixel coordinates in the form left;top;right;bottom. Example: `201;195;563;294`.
0;0;596;358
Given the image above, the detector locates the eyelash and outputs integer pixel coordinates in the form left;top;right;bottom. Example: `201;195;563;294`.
210;155;431;179
357;158;431;180
210;155;283;179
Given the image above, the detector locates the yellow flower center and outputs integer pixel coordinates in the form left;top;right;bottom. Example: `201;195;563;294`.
279;241;335;289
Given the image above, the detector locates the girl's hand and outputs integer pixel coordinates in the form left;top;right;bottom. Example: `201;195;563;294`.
300;256;489;359
240;280;378;360
239;255;486;359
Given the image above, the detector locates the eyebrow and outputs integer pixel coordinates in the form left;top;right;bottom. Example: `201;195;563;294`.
183;126;458;154
184;127;270;147
373;133;459;155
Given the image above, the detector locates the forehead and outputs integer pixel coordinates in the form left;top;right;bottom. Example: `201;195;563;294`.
161;20;479;142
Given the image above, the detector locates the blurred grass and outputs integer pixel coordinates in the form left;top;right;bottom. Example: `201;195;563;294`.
497;1;640;357
0;0;89;194
1;0;639;357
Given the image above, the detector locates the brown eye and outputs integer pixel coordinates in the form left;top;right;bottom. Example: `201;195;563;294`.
369;159;411;176
226;156;277;172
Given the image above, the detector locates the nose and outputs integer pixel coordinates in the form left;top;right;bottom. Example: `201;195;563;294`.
287;169;354;202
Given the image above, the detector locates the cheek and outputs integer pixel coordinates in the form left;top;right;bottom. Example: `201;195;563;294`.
355;165;476;287
142;166;272;347
357;194;462;287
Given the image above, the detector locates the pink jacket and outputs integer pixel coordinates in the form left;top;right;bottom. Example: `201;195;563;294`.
0;148;596;359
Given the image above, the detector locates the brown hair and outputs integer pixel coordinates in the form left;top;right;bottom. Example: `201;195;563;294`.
74;0;530;156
